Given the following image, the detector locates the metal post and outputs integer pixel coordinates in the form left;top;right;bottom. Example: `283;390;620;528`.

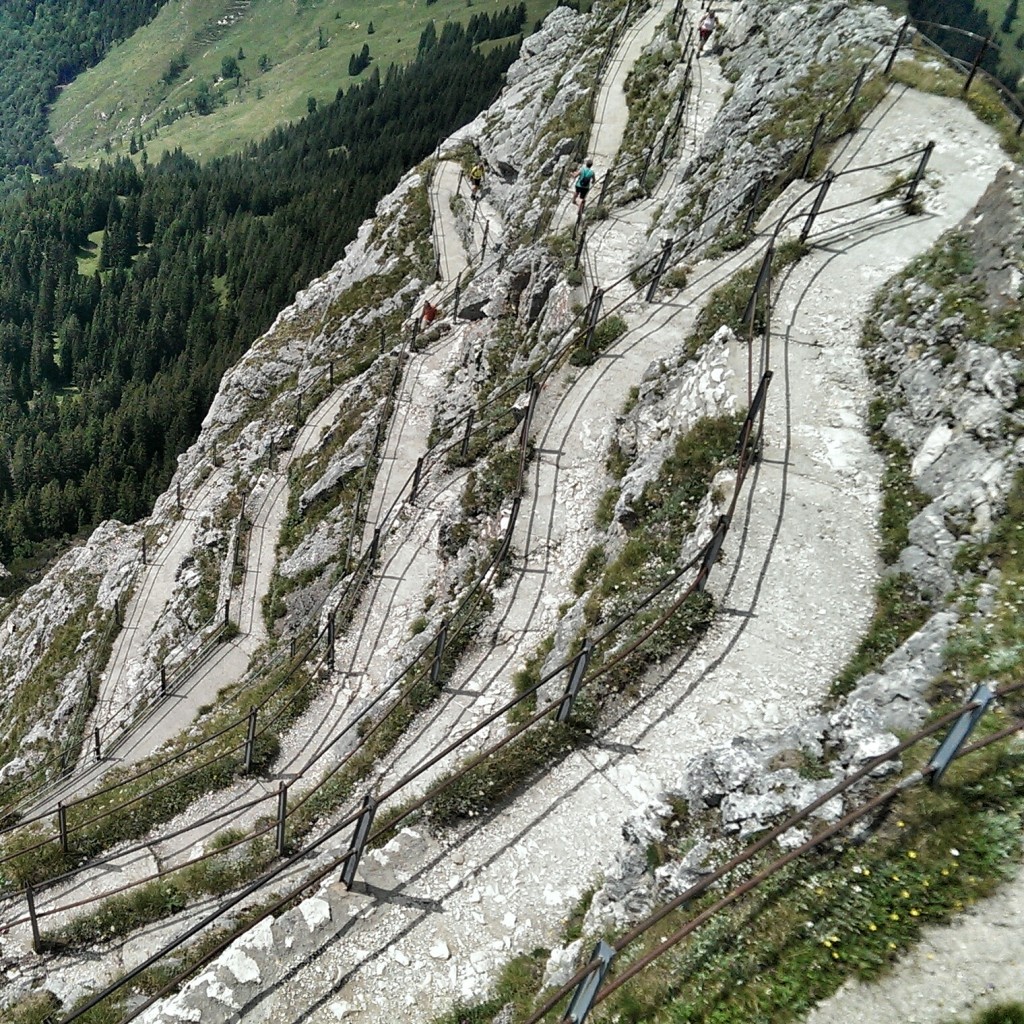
141;536;147;565
329;360;334;387
276;782;289;856
963;34;992;95
243;706;258;773
340;792;378;889
58;802;69;854
380;325;386;353
565;941;616;1024
844;63;868;115
640;147;653;191
743;179;764;235
453;274;462;320
904;141;934;210
697;516;729;592
327;613;336;672
583;288;604;350
429;620;449;687
176;480;182;511
160;664;167;696
885;18;910;76
928;683;995;785
661;89;687;163
291;636;297;660
480;220;490;261
800;113;827;179
461;411;475;458
224;599;231;627
645;238;674;303
368;525;382;563
94;727;101;763
516;385;540;499
26;885;42;954
115;598;122;627
411;456;424;503
672;0;684;24
596;166;612;209
573;226;587;272
742;244;774;337
295;393;302;421
799;172;835;243
557;638;593;723
267;438;274;468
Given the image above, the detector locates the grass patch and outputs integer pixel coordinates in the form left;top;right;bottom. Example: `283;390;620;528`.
570;314;628;366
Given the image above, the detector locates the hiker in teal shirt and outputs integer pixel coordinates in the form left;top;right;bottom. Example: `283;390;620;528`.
574;158;596;209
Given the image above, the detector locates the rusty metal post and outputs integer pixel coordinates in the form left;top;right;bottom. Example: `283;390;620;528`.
885;18;910;76
26;885;42;954
327;613;336;673
243;706;258;773
583;288;604;351
800;112;827;179
697;517;729;592
646;238;674;302
340;792;378;889
799;172;835;243
743;179;764;234
276;781;289;856
410;456;424;503
963;34;992;95
58;802;69;854
905;141;934;210
429;620;449;687
844;63;868;115
93;727;101;763
574;226;587;271
368;525;382;563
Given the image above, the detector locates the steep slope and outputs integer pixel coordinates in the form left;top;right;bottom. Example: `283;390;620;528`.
2;0;1024;1021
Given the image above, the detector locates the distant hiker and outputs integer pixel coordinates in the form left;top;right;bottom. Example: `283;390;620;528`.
574;158;596;209
469;163;485;199
698;11;718;54
422;300;439;324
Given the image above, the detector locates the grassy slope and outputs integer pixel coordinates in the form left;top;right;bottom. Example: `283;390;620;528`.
51;0;554;168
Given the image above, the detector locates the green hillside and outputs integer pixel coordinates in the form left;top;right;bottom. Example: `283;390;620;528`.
51;0;554;168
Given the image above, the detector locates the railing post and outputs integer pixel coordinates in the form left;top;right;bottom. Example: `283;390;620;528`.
368;525;382;563
885;17;910;76
453;273;462;320
574;226;587;271
429;620;449;687
327;613;336;673
291;636;297;660
928;683;995;786
276;781;289;856
93;727;101;763
141;536;147;566
480;220;490;261
799;172;835;243
565;941;616;1024
461;410;475;458
844;63;868;115
160;664;167;696
557;638;593;723
517;385;540;498
963;33;992;95
295;392;302;422
224;598;231;627
583;287;604;351
742;244;774;333
743;179;764;235
26;885;42;954
176;480;182;511
800;112;827;179
340;792;378;889
380;325;386;353
243;706;258;773
645;238;674;302
697;516;729;592
904;141;934;210
115;598;122;628
57;802;69;854
410;456;424;503
329;360;334;387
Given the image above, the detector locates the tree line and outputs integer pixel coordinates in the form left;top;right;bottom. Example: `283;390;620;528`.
0;22;520;568
0;0;172;198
